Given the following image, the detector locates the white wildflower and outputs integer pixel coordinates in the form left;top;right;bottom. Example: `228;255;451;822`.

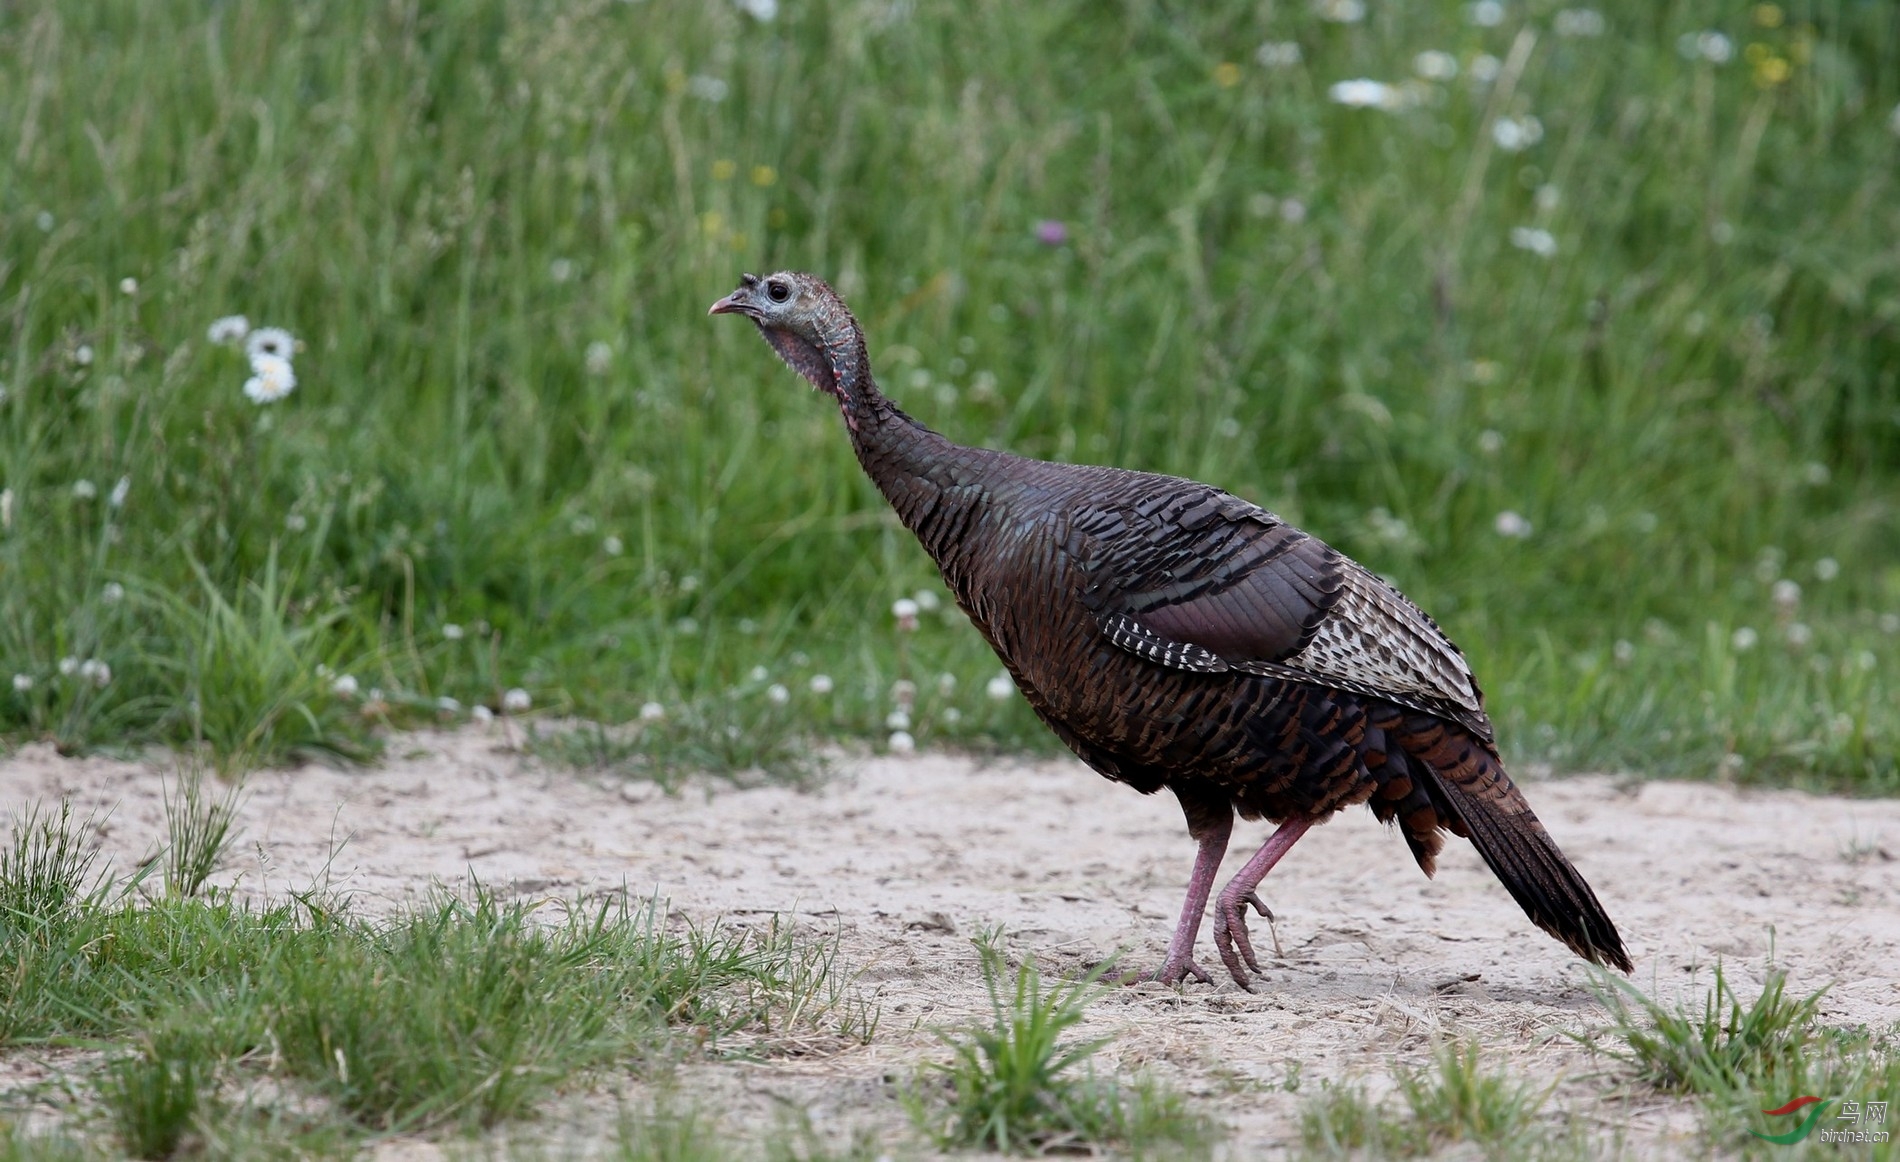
937;672;957;694
1315;0;1364;21
549;258;575;283
109;476;130;507
79;658;111;687
640;700;666;721
688;75;729;102
1856;650;1878;671
892;597;920;632
1535;184;1562;212
286;513;308;532
471;704;494;724
442;623;465;640
1478;429;1505;454
1256;41;1302;68
119;277;138;296
1279;197;1308;224
502;687;532;713
1784;622;1812;648
1491;115;1544;152
585;341;613;375
437;695;462;713
913;589;941;613
1731;626;1759;651
1494;510;1534;538
1890;102;1900;138
748;664;769;682
1;488;11;531
1803;462;1830;485
734;0;778;20
942;707;962;724
35;211;54;232
886;709;912;731
74;345;94;367
243;354;298;404
102;582;125;604
1467;0;1504;26
603;535;624;556
332;674;360;698
1329;79;1403;110
12;674;33;692
767;683;790;705
1678;31;1733;63
245;327;295;362
1771;579;1801;609
1509;226;1558;258
59;657;79;676
207;316;250;345
986;672;1015;701
1612;639;1636;665
72;480;97;500
1881;613;1900;635
1814;557;1840;582
887;730;916;754
809;674;834;695
1553;8;1605;37
1468;54;1502;84
1414;51;1459;81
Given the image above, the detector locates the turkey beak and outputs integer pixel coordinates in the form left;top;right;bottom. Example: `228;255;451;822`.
708;292;748;317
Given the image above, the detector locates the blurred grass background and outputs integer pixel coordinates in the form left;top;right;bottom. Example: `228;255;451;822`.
2;0;1898;789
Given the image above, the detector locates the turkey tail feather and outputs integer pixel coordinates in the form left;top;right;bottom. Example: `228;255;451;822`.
1397;716;1632;972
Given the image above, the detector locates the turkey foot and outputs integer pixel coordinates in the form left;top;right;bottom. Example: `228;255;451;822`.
1210;817;1315;989
1125;802;1231;989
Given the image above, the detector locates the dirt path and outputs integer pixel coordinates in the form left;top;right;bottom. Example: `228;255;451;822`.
4;728;1898;1157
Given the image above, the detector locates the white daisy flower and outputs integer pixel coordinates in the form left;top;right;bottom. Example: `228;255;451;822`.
1256;42;1302;68
207;316;250;345
73;480;97;500
1468;54;1502;84
688;75;729;103
1814;558;1840;582
1467;0;1505;27
443;623;465;640
885;709;911;731
986;672;1015;701
809;674;834;695
734;0;777;21
332;674;360;698
1731;626;1759;651
79;658;111;687
887;730;916;754
640;701;666;721
12;674;33;692
471;704;494;724
1771;579;1801;609
1509;226;1558;258
1329;79;1403;110
245;327;295;362
119;277;138;296
767;683;790;705
1494;510;1534;538
1491;115;1544;152
1414;51;1459;81
502;687;532;713
59;657;79;676
102;582;125;604
1315;0;1365;22
585;341;613;375
243;355;297;404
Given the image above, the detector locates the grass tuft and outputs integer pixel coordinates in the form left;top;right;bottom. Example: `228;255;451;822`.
1586;962;1824;1097
1300;1042;1547;1158
160;767;244;898
95;1035;210;1160
0;800;104;923
909;932;1211;1155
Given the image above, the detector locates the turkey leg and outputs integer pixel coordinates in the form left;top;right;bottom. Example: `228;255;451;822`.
1137;808;1233;986
1212;816;1314;989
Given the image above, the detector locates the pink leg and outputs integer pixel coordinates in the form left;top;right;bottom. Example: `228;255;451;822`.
1212;817;1314;990
1138;811;1232;987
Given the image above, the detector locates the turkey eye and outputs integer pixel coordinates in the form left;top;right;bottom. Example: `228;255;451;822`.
767;281;790;303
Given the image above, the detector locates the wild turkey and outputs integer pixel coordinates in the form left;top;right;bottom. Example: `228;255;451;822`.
711;271;1630;987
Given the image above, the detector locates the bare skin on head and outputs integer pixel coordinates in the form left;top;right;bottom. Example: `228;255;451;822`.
711;271;1630;988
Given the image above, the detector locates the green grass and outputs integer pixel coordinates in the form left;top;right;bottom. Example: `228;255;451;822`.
1299;1041;1549;1159
0;804;875;1145
1586;963;1899;1150
907;933;1212;1156
3;3;1900;782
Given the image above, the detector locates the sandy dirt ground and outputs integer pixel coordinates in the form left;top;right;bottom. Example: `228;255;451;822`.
3;727;1898;1158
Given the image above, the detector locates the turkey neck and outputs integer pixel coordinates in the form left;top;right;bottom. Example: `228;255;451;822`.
811;314;998;570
